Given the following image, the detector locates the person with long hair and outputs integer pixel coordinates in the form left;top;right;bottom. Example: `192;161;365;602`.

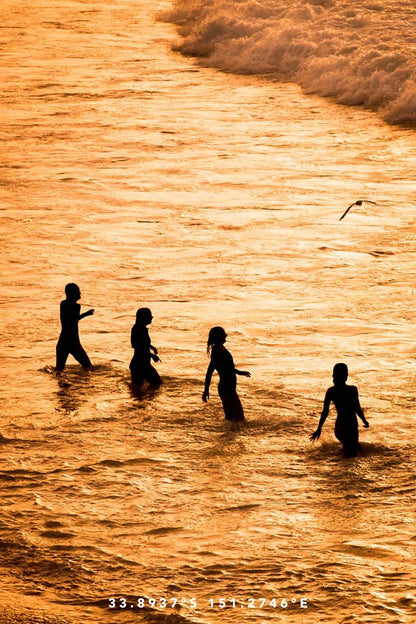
202;326;250;421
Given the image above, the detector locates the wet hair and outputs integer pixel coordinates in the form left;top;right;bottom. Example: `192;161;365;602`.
136;307;152;323
207;326;226;355
65;283;80;299
333;362;348;382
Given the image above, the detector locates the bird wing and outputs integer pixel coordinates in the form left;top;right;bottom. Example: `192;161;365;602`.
339;199;377;221
339;202;356;221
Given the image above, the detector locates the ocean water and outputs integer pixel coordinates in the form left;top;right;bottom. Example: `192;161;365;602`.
1;1;416;623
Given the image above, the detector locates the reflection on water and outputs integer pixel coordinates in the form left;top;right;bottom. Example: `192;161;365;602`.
1;0;416;623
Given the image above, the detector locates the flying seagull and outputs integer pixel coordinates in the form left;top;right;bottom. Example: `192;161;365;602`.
339;199;377;221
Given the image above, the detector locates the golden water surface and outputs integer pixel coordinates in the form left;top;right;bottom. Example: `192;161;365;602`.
1;1;416;623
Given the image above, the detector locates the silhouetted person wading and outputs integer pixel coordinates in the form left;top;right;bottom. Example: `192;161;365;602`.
202;326;250;422
310;363;369;456
55;283;94;372
129;308;162;388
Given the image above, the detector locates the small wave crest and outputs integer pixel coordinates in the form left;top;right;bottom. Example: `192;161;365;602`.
166;0;416;124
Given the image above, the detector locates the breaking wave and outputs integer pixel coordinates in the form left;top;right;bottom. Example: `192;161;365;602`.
167;0;416;124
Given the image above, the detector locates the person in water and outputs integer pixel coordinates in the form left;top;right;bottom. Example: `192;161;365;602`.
129;308;162;388
56;283;94;372
202;326;251;421
310;363;369;456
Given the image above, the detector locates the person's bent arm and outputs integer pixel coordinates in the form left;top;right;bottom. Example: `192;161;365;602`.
310;389;331;441
235;369;251;377
202;362;215;402
79;309;94;320
354;387;369;427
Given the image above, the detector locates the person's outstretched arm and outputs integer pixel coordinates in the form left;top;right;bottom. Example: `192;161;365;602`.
235;368;251;377
310;388;332;441
79;309;94;320
202;361;215;402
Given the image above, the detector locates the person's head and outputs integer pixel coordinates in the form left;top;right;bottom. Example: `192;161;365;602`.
207;326;227;354
65;283;81;301
136;307;153;325
333;362;348;385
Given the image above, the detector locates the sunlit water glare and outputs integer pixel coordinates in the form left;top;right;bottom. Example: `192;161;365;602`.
1;1;416;623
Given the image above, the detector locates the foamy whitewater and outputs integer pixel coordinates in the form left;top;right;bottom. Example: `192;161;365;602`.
1;0;416;623
168;0;416;124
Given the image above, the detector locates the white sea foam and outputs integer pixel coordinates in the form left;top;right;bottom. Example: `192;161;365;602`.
167;0;416;124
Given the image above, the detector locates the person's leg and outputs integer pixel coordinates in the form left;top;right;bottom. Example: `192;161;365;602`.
220;392;245;421
144;365;162;388
56;340;69;371
71;344;92;370
336;423;358;456
130;359;145;387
